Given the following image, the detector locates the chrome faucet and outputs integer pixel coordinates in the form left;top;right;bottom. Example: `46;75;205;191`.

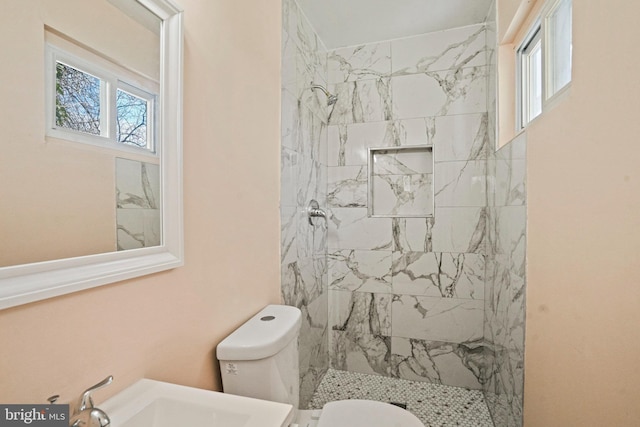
69;376;113;427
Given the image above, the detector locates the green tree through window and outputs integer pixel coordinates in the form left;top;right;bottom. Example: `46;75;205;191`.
55;62;101;135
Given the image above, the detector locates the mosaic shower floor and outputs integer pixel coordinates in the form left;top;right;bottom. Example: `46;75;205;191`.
305;369;494;427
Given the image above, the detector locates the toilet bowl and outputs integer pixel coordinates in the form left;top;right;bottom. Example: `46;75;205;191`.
216;305;424;427
317;400;423;427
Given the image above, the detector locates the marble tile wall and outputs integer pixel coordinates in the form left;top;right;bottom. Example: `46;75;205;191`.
116;158;160;250
281;4;525;419
482;2;526;425
370;147;434;217
325;24;491;390
281;0;329;408
483;134;526;427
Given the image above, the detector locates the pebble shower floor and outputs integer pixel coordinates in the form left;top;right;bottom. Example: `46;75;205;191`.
307;369;494;427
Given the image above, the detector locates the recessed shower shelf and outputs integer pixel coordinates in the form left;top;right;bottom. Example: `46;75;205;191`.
367;145;434;218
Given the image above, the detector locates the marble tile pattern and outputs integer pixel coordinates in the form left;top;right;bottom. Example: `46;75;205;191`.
390;25;487;75
308;369;494;427
391;295;484;344
371;147;434;217
327;208;392;251
281;5;523;423
391;252;485;299
372;174;433;217
480;6;526;424
281;0;329;408
327;165;367;208
483;132;526;427
115;158;160;250
391;337;488;391
324;23;493;392
328;43;391;83
328;249;392;293
329;290;393;376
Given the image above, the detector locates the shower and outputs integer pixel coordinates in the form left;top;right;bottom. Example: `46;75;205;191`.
311;83;338;106
281;2;522;425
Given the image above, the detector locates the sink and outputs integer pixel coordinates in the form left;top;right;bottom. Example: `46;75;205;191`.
100;379;294;427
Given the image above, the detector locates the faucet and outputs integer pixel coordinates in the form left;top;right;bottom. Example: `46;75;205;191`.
69;376;113;427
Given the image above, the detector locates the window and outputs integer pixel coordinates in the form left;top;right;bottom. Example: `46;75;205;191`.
116;84;153;149
55;62;103;135
517;0;572;130
46;33;158;154
546;0;572;96
519;27;542;126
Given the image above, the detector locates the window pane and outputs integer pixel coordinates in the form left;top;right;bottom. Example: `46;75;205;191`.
55;62;101;135
548;0;572;95
116;89;149;148
520;29;542;127
528;42;542;121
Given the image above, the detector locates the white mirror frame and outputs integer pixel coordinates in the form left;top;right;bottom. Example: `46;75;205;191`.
0;0;184;310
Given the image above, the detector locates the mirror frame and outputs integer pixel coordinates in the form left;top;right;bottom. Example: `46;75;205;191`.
0;0;184;310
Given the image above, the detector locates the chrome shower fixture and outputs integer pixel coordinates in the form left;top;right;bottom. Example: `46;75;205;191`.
306;199;327;226
311;83;338;106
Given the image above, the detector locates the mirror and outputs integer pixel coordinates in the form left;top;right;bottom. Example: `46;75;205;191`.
0;0;183;309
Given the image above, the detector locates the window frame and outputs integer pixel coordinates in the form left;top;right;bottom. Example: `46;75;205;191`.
45;35;159;156
517;24;543;129
515;0;572;132
544;0;573;99
115;81;156;151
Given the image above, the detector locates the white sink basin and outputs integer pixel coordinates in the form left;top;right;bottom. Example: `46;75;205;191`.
101;379;294;427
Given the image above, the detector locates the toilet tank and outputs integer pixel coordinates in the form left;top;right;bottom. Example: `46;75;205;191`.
216;305;301;409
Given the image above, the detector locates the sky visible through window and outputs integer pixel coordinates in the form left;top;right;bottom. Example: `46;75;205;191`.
116;89;148;148
55;62;101;135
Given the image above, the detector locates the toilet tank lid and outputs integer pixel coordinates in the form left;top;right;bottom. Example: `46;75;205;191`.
216;305;302;361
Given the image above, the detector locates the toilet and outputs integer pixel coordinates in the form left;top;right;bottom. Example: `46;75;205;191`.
216;305;424;427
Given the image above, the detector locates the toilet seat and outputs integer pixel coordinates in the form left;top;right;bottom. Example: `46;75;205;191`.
316;400;424;427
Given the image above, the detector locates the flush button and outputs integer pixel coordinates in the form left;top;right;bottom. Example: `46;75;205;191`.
260;315;275;321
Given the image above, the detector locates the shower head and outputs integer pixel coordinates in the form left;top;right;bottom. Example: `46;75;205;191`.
311;83;338;106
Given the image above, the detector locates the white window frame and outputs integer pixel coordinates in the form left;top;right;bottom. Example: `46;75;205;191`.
517;24;542;129
544;0;573;100
516;0;572;131
115;81;156;152
45;34;159;155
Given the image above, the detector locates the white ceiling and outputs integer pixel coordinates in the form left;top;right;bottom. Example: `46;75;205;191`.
296;0;494;49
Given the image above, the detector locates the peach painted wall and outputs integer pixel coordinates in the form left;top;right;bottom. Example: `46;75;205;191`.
0;0;282;404
523;1;640;426
498;0;538;42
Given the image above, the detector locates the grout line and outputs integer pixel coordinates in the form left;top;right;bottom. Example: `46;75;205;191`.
307;369;494;427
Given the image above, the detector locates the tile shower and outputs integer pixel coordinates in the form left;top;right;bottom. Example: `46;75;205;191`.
116;158;160;250
280;1;526;425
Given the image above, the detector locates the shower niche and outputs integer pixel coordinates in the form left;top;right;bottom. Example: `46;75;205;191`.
367;145;434;218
